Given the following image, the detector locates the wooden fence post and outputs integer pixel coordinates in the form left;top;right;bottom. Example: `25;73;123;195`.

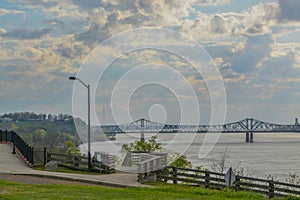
205;171;210;188
268;180;275;199
172;166;178;184
5;130;8;142
235;176;240;191
43;147;47;166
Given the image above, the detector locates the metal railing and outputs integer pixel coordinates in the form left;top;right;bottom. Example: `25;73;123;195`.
0;130;34;165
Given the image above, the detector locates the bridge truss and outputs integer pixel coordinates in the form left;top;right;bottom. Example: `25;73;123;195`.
100;118;300;143
100;118;300;134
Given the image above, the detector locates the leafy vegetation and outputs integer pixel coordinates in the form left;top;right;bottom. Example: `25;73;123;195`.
0;112;107;154
121;136;162;152
121;136;192;168
0;112;73;122
33;167;100;175
169;154;192;168
0;180;280;200
0;119;80;153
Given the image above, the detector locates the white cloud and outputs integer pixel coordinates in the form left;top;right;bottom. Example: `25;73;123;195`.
0;8;25;16
0;28;7;34
1;0;300;123
0;8;9;16
192;0;231;6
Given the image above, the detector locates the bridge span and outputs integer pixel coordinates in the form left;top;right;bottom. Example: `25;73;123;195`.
100;118;300;143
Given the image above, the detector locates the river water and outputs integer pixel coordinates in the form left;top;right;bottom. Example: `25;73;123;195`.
79;132;300;181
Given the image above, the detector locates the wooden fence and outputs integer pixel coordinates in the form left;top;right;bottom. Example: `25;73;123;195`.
94;152;116;174
156;166;300;198
46;151;115;173
122;151;167;178
123;151;167;167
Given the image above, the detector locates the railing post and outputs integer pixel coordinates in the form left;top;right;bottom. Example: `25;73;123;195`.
10;131;13;144
11;132;16;154
205;171;210;188
12;145;16;154
30;147;34;165
172;166;178;184
268;180;275;199
43;147;47;166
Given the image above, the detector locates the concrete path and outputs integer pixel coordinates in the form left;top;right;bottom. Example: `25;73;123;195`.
0;143;143;188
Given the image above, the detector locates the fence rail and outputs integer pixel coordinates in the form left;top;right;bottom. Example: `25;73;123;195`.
46;151;115;173
0;130;34;165
156;166;300;198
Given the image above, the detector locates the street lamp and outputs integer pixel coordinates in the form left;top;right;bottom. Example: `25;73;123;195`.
69;76;91;170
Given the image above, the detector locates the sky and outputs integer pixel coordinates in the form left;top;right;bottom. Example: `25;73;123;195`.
1;0;300;125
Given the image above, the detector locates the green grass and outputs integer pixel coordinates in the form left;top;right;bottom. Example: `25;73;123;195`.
2;180;298;200
33;167;101;175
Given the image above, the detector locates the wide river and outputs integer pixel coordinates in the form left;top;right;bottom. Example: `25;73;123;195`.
79;132;300;181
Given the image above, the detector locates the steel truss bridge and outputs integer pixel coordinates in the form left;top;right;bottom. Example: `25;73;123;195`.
100;118;300;143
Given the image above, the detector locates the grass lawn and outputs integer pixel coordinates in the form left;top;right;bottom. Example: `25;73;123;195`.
1;180;299;200
33;167;102;175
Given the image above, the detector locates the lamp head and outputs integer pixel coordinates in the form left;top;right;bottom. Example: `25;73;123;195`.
69;76;76;80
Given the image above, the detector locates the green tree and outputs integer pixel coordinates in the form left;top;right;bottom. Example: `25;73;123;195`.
32;129;46;147
121;136;192;168
170;154;192;168
45;130;63;149
63;140;79;155
11;124;18;131
121;136;162;152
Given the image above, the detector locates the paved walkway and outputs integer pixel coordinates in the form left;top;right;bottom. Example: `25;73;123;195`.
0;143;143;188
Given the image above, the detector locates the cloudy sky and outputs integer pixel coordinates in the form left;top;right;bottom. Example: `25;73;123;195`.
1;0;300;124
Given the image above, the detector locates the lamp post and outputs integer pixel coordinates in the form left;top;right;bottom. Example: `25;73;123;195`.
69;76;91;170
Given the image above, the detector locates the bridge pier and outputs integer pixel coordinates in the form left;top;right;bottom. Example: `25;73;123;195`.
141;118;145;142
246;132;254;143
246;132;249;143
250;132;254;143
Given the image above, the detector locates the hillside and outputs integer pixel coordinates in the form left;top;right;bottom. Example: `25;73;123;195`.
0;112;105;152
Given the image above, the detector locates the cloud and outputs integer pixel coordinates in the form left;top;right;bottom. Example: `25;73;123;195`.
0;8;9;16
12;0;60;8
231;34;274;73
194;0;230;6
44;19;65;27
0;8;25;16
278;0;300;22
211;15;226;33
0;28;53;40
70;0;102;10
0;28;7;34
0;0;300;123
75;0;194;45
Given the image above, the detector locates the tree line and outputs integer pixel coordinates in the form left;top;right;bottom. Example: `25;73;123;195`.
0;112;73;122
0;112;81;154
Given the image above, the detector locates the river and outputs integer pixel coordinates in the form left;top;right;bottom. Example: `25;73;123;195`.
79;132;300;181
